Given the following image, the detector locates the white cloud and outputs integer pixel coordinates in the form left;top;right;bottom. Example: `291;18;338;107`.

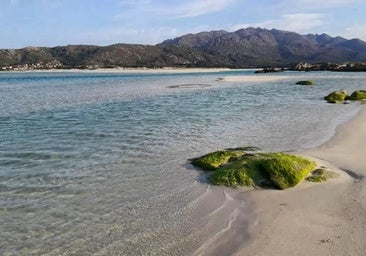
114;0;238;20
230;13;327;34
275;0;362;10
170;0;238;18
344;24;366;41
72;24;222;46
294;0;360;8
76;27;180;45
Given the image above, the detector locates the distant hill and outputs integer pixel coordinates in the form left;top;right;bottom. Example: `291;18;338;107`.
160;28;366;67
1;27;366;70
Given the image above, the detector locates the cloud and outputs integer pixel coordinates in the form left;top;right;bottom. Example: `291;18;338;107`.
115;0;238;20
230;13;327;33
274;0;362;10
74;23;219;46
344;24;366;41
77;26;180;45
293;0;361;8
170;0;238;18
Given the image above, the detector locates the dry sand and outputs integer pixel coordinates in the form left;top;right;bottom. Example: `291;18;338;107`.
205;106;366;256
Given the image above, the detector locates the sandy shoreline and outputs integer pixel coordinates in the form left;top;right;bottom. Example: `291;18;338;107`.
205;106;366;256
1;67;238;74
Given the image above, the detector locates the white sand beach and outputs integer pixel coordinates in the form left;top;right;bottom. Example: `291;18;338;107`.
18;67;234;74
232;106;366;256
203;106;366;256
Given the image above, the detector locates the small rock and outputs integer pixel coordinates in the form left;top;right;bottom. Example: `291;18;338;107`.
296;80;315;85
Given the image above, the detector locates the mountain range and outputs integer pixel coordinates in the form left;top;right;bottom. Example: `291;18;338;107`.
1;27;366;69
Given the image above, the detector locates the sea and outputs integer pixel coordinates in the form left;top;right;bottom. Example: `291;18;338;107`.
0;70;364;255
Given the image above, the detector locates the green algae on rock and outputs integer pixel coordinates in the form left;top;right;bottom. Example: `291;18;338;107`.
306;168;340;182
191;150;317;190
296;80;315;85
210;153;270;188
190;150;244;171
260;153;316;189
324;90;348;103
347;90;366;101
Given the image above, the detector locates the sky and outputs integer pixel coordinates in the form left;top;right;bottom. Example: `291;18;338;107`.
0;0;365;49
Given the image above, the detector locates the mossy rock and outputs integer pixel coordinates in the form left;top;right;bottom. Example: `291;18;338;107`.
192;151;316;189
296;80;315;85
259;153;316;189
346;90;366;101
306;168;340;182
210;154;270;188
191;150;244;171
324;90;348;103
210;161;254;187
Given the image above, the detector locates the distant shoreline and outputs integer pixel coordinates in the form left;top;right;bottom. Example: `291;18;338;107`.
0;67;249;74
2;66;366;74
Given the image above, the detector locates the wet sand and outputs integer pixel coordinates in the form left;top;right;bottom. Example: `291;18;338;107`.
203;106;366;255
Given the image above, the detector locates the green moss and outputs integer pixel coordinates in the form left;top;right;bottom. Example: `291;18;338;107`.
211;163;253;187
296;80;315;85
346;90;366;101
324;90;348;103
210;154;270;187
259;153;316;189
306;168;340;182
191;150;244;171
192;151;317;189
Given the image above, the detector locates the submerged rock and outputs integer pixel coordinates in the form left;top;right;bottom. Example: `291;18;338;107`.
324;90;348;103
296;80;315;85
191;150;316;190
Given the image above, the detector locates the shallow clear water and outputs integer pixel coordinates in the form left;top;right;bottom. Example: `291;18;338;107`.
0;70;364;255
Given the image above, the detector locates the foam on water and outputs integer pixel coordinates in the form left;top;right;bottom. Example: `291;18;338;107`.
0;70;364;255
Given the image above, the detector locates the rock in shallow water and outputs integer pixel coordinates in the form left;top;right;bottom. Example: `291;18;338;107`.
296;80;315;85
191;150;316;190
347;90;366;100
324;90;348;103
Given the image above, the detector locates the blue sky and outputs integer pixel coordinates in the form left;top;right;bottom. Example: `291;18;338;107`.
0;0;365;48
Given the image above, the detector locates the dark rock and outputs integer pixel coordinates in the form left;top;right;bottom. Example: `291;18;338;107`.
296;80;315;85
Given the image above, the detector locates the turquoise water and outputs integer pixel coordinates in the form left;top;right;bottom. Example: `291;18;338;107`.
0;70;364;255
